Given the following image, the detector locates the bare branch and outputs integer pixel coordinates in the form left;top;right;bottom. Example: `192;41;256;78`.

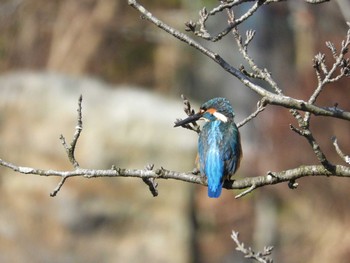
128;0;350;122
2;154;350;197
308;28;350;107
189;0;284;42
285;27;350;170
231;24;282;95
48;95;84;195
306;0;330;3
237;99;266;128
332;136;350;165
50;176;68;197
224;164;350;194
290;123;334;171
235;184;257;199
231;230;274;263
59;95;83;169
290;29;350;167
205;1;263;42
311;27;350;106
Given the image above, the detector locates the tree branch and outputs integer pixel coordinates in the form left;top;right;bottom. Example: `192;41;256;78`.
230;19;344;172
237;99;266;128
231;230;274;263
190;0;267;42
2;154;350;197
305;27;350;122
128;0;350;122
332;136;350;165
59;94;83;169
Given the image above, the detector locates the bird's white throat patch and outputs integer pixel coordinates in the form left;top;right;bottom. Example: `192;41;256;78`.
213;111;228;122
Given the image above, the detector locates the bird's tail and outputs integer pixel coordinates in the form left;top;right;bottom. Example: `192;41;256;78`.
205;150;224;198
208;184;223;198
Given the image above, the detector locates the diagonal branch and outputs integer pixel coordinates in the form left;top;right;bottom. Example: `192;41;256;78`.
128;0;350;122
290;124;334;170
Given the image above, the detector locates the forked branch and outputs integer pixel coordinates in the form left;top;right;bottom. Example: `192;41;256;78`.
128;0;350;122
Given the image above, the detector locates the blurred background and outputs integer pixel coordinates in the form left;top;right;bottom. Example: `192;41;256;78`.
0;0;350;262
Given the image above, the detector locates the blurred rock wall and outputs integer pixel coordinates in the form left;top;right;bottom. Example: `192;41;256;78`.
0;71;197;263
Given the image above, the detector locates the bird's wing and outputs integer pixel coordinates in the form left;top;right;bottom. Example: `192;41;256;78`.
222;122;242;176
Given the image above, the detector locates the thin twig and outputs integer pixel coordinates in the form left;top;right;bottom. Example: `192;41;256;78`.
60;95;83;169
231;230;274;263
190;0;282;42
235;184;257;198
290;124;334;171
50;176;68;197
332;136;350;164
51;95;84;195
305;27;350;123
230;21;282;95
306;0;330;3
237;99;266;128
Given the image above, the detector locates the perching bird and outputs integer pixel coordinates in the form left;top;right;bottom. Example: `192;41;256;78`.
174;97;242;198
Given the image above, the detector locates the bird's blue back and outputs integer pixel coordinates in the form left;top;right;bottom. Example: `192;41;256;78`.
198;120;241;198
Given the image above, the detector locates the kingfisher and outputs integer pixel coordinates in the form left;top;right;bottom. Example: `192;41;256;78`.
174;97;242;198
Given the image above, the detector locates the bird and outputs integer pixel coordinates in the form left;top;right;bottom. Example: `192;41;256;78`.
174;97;242;198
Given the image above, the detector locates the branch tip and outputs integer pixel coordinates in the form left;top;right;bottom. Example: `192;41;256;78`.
231;229;274;262
332;136;350;165
50;176;68;197
288;179;298;189
235;184;257;199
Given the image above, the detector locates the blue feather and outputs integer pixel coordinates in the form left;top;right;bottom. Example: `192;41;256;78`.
199;120;226;198
199;119;241;198
195;98;242;198
206;144;224;198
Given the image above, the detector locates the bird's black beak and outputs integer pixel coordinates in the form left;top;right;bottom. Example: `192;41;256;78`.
174;112;202;127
